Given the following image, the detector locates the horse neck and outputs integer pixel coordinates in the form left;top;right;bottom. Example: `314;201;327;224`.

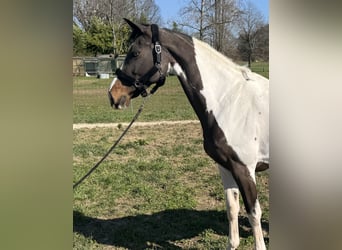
160;30;244;125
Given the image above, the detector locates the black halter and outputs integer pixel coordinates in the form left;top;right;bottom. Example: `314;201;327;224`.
115;24;166;97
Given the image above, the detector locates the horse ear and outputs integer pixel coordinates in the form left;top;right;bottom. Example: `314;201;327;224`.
123;18;145;34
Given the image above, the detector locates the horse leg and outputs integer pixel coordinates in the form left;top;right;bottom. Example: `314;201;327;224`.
248;198;265;250
249;170;267;249
218;164;240;250
230;162;266;250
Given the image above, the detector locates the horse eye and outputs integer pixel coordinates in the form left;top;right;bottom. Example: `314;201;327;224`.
133;51;140;57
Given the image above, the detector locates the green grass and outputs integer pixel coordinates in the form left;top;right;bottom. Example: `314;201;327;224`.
73;76;197;124
73;124;269;249
73;62;268;124
250;62;269;78
73;62;269;249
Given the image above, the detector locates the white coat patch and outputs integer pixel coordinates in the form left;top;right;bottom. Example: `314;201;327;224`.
108;77;117;92
172;63;187;80
193;38;269;168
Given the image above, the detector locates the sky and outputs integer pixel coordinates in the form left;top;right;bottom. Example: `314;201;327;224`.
155;0;269;26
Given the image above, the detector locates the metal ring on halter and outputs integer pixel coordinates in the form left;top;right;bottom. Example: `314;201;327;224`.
134;80;143;88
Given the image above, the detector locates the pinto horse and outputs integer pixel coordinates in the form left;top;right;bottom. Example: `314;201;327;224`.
108;19;269;250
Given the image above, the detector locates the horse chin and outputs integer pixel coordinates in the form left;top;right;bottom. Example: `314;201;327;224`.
114;105;124;110
114;95;131;110
114;103;127;110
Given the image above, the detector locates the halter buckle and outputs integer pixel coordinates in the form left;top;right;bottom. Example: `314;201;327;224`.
155;43;161;54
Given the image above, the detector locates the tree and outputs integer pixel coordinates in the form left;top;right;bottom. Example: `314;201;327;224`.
134;0;162;24
237;0;265;67
178;0;240;54
73;24;87;56
170;21;182;33
86;17;114;56
73;0;161;55
73;0;99;31
73;0;132;55
178;0;213;40
211;0;241;52
254;24;269;61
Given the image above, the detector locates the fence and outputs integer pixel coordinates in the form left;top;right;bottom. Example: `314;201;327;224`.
72;55;126;77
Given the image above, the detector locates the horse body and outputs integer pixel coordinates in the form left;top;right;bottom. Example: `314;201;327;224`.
193;38;269;169
193;38;268;250
109;20;269;250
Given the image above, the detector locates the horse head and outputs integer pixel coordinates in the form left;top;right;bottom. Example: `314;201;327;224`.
108;19;172;109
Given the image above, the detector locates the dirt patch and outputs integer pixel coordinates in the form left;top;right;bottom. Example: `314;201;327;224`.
73;88;106;95
73;120;200;130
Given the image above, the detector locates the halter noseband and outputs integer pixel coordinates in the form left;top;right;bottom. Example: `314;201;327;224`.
115;24;166;97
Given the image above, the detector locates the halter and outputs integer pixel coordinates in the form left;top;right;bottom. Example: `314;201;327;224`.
115;24;166;97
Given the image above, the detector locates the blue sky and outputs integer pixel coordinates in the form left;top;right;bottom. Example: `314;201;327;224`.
155;0;269;25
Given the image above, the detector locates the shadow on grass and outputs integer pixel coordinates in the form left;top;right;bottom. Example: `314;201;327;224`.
73;209;269;249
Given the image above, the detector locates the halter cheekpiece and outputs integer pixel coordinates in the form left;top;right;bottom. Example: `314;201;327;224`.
115;24;166;97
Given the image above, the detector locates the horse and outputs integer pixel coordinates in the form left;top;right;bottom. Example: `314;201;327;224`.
108;19;269;250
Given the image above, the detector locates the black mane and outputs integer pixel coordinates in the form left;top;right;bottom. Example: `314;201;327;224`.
163;28;192;42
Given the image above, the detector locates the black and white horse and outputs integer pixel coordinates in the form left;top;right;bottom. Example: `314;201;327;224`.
108;19;269;250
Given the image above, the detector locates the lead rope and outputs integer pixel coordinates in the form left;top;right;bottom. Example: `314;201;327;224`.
73;95;151;190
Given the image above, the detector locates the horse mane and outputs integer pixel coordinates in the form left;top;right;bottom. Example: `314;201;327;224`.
192;38;253;82
132;24;253;82
164;28;192;41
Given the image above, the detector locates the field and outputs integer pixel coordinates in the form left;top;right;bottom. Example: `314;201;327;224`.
73;62;268;124
73;62;269;249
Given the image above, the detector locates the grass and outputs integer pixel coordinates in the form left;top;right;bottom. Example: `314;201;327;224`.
73;124;269;249
73;76;197;124
73;62;268;124
250;62;269;79
73;61;269;249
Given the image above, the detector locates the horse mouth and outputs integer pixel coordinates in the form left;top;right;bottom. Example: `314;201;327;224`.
114;96;129;109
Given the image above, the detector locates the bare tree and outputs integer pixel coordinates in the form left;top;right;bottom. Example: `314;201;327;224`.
74;0;161;28
237;0;265;67
73;0;100;30
254;23;268;61
134;0;161;24
178;0;210;40
178;0;240;53
73;0;161;55
211;0;241;52
99;0;134;55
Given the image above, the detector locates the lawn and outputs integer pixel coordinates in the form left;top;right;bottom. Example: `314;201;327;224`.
250;62;269;79
73;124;269;249
73;61;269;249
73;62;269;124
73;76;197;124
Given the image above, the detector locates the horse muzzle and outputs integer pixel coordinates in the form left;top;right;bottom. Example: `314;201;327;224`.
108;78;133;109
